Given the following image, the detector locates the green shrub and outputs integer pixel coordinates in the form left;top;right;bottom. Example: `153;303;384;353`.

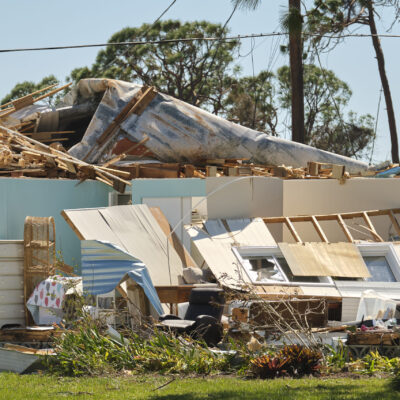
45;324;236;376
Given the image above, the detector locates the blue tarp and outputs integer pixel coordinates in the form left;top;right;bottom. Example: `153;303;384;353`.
81;240;163;315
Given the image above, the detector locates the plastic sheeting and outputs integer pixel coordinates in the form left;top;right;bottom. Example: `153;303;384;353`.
356;289;397;321
81;240;163;315
67;79;369;173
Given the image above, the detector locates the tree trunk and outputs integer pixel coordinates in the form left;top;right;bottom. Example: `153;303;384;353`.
289;0;305;143
367;2;399;163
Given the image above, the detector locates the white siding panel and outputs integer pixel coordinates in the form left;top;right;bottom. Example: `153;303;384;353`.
0;241;24;328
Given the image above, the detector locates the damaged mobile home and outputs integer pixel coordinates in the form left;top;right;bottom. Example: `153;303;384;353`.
1;79;400;366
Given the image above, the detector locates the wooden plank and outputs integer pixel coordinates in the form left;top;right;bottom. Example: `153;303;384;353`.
284;217;302;243
12;95;34;111
331;164;345;179
337;214;354;242
362;211;384;242
206;166;217;177
102;136;150;168
308;161;319;176
33;82;72;102
311;216;329;243
96;86;156;146
184;164;195;178
155;285;195;304
388;210;400;237
264;208;400;224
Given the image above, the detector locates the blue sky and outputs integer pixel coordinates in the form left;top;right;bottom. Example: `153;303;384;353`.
1;0;399;164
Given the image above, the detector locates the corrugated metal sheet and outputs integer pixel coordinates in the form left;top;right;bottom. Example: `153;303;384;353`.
0;348;38;373
81;240;163;315
67;79;369;173
0;241;25;328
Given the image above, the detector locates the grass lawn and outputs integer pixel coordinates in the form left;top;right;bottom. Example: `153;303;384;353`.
1;373;399;399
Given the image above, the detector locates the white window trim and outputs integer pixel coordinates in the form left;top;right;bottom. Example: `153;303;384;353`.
356;242;400;282
232;246;334;287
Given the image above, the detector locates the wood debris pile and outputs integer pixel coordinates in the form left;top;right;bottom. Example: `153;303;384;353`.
114;159;351;181
0;125;130;193
0;82;373;187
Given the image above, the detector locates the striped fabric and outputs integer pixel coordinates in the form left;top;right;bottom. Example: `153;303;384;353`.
81;240;163;315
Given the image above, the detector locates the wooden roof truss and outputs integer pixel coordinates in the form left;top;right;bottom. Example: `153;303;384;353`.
263;208;400;244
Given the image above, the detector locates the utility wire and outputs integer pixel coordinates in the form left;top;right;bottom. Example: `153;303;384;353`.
192;2;239;105
313;43;357;157
3;32;400;54
101;0;177;73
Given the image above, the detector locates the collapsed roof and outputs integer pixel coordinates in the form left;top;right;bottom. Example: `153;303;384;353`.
2;79;369;174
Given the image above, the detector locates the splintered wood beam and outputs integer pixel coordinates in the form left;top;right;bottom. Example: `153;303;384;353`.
101;135;149;168
0;83;58;110
388;210;400;237
284;217;302;243
0;83;72;118
336;214;354;243
311;216;329;243
362;211;384;242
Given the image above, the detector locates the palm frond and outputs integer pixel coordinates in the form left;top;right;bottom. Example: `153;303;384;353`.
231;0;262;10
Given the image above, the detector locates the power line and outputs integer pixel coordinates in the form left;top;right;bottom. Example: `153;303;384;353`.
101;0;177;72
193;2;239;104
3;32;400;54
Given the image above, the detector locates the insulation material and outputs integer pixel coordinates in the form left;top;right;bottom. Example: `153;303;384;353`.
278;242;370;278
67;79;368;173
63;205;185;286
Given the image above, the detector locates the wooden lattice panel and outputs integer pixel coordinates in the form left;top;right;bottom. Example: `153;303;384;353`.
23;216;55;325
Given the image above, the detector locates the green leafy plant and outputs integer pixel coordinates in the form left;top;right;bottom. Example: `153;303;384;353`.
45;321;235;376
325;342;349;372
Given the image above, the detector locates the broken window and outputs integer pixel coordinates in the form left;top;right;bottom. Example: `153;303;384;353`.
235;247;329;285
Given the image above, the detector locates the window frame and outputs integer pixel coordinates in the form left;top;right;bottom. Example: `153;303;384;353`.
356;242;400;282
232;246;334;287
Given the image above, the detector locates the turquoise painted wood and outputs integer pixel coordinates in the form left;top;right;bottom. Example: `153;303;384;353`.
131;178;206;204
0;178;112;269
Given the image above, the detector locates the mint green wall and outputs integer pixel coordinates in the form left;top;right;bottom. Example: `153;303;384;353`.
0;178;112;269
131;178;206;204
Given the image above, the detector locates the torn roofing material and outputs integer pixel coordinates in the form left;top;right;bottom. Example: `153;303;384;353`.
62;204;186;286
66;79;368;173
81;240;163;315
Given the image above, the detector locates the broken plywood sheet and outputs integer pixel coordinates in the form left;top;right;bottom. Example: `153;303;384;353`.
186;225;251;289
187;218;277;288
225;218;276;246
203;218;276;247
279;242;370;278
